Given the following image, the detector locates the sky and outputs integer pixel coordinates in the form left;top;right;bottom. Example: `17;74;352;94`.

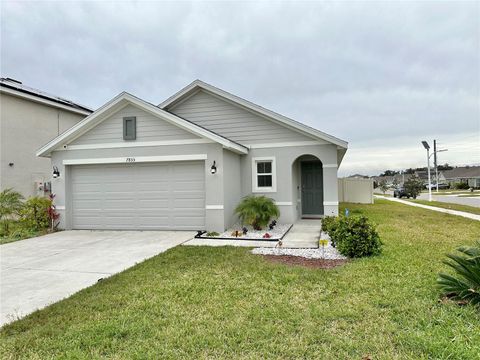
1;1;479;176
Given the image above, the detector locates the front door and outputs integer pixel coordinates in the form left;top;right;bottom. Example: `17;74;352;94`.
301;161;323;216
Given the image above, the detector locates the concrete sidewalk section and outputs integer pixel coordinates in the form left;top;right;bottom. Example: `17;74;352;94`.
375;195;480;221
0;230;194;326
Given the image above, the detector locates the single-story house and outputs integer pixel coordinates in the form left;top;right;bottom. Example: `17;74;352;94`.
443;166;480;188
37;80;348;232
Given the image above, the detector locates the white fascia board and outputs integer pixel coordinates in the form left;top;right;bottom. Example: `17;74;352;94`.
160;80;348;149
37;92;248;157
0;87;92;116
63;154;207;165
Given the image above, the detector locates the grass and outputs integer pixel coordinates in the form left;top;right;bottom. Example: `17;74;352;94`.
407;199;480;215
1;200;480;359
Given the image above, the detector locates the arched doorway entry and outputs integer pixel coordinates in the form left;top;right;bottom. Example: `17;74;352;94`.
292;155;323;218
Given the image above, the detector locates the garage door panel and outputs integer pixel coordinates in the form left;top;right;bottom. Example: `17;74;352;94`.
71;161;205;230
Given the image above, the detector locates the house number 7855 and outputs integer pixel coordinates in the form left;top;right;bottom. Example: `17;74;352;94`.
126;157;136;163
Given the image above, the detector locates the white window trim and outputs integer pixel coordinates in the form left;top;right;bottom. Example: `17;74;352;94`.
252;156;277;193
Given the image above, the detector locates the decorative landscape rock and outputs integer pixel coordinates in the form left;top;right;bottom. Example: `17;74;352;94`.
251;242;347;260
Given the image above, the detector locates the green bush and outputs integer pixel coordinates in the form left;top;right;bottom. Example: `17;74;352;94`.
235;196;280;230
403;175;423;199
21;196;51;231
321;216;338;234
454;182;470;190
437;240;480;307
329;216;382;258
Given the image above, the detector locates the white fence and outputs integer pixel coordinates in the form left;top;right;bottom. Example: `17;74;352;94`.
338;178;374;204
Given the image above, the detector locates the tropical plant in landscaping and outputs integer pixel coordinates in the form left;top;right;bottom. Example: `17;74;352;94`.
437;240;480;307
0;188;24;234
235;196;280;230
21;196;52;231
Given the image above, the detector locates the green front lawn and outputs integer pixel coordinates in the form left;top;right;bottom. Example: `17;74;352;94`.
407;199;480;216
1;200;479;359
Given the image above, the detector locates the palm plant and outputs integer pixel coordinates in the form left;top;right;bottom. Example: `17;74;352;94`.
437;240;480;307
0;188;24;234
235;196;280;230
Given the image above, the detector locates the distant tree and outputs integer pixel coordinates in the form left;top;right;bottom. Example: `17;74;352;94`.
404;168;416;175
403;175;424;199
392;177;399;188
378;179;389;194
380;170;399;177
437;163;453;171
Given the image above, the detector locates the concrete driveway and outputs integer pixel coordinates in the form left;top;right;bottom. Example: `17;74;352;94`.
0;230;194;326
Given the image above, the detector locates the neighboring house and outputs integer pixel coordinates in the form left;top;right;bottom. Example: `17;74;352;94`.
347;174;370;179
37;80;348;232
443;166;480;188
414;170;446;184
0;78;92;197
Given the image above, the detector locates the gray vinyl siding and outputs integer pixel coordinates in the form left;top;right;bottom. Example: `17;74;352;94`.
169;90;314;145
71;104;200;145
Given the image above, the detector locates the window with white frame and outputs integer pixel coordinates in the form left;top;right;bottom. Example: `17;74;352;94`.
252;157;276;192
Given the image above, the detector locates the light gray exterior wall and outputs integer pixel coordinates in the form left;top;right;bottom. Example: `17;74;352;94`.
71;104;199;145
235;144;339;223
0;93;86;197
222;149;242;228
168;90;318;145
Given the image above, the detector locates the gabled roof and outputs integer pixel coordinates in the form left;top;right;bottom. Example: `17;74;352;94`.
160;79;348;149
0;77;93;115
443;166;480;179
37;92;249;157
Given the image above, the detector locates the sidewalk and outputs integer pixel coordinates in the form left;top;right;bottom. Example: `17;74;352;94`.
375;195;480;221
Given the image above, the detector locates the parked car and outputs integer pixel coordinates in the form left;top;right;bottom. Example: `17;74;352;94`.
394;187;416;199
425;183;449;190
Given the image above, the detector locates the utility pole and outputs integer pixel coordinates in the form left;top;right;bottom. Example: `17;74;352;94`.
434;140;438;192
422;141;432;201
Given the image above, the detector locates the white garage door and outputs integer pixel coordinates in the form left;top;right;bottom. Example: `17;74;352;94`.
71;161;205;230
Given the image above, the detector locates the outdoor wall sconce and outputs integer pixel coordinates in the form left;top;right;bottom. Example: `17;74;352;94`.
210;161;217;174
8;162;14;167
52;166;60;178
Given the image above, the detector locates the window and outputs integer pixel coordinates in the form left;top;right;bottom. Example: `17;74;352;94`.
252;157;276;192
123;116;136;140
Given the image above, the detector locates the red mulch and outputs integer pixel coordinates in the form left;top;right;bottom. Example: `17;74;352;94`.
261;254;348;269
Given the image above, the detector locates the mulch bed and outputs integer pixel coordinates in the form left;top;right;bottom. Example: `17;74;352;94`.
261;255;348;269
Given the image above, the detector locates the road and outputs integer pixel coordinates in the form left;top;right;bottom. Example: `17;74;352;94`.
374;189;480;208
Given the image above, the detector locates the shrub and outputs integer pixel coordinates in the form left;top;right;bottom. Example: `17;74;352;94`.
0;188;24;234
322;216;338;234
330;215;382;258
437;240;480;307
206;231;220;237
235;196;280;230
454;182;470;190
21;196;52;231
403;175;423;199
